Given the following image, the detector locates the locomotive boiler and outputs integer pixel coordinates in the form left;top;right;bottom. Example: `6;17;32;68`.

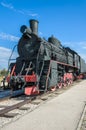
6;19;86;95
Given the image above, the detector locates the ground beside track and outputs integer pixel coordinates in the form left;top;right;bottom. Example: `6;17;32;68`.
0;80;86;130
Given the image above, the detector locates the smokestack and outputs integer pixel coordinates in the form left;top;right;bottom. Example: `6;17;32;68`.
29;19;39;35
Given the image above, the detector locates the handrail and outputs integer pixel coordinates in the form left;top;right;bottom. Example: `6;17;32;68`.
25;62;32;76
19;62;25;75
10;64;16;76
8;45;17;67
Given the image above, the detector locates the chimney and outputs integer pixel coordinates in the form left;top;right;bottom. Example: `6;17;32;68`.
29;19;39;35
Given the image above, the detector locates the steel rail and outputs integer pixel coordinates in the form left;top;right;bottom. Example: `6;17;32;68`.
0;97;36;116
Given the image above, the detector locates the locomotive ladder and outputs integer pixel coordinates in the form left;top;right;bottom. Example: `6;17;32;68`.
36;43;51;92
22;61;32;88
25;62;32;75
19;61;32;76
39;60;51;92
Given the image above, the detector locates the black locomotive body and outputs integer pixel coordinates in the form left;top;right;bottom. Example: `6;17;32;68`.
7;19;86;95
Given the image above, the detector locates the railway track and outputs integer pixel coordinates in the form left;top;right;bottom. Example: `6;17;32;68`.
0;97;35;116
0;80;82;128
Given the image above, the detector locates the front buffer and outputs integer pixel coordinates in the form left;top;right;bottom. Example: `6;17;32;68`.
24;73;39;95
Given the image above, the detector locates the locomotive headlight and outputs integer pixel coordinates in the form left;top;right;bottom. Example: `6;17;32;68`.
20;25;27;33
20;25;32;34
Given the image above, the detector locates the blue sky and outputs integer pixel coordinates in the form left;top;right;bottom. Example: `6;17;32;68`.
0;0;86;69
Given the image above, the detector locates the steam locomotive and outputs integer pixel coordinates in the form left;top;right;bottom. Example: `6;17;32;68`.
6;19;86;95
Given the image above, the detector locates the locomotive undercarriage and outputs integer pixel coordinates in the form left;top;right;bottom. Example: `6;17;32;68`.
6;58;78;95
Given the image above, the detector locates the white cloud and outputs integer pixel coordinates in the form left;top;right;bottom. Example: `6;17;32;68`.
83;46;86;49
0;46;18;69
0;2;39;17
79;41;86;49
29;13;38;17
63;41;86;50
1;2;14;9
0;32;19;42
0;47;11;69
63;41;76;48
39;31;43;35
0;46;11;52
17;10;24;14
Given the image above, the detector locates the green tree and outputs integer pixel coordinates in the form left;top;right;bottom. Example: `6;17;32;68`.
0;69;8;76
